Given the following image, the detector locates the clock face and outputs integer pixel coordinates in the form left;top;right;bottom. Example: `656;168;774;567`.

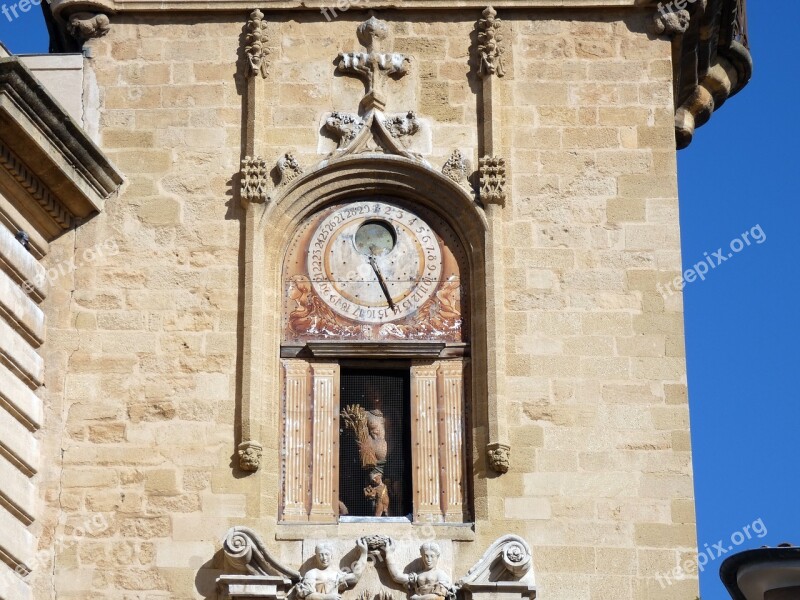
307;201;443;324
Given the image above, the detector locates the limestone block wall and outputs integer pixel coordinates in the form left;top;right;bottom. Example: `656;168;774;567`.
33;8;695;600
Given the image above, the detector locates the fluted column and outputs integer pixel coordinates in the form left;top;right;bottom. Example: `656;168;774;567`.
411;362;443;522
309;363;339;522
438;360;466;522
281;360;310;521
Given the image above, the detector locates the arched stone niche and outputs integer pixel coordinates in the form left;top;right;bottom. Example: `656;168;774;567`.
237;153;491;527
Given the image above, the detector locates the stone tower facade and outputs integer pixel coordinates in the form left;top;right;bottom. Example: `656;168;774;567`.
0;1;751;599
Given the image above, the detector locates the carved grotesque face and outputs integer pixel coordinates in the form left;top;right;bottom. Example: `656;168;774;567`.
238;446;261;471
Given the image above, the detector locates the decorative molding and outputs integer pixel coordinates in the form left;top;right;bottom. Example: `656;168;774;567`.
649;6;691;37
245;9;270;79
221;526;301;580
307;341;447;358
67;12;111;41
0;59;123;236
675;51;748;149
0;142;72;229
486;442;510;474
479;156;507;206
336;16;411;112
477;7;506;78
458;535;535;599
240;156;269;204
237;440;263;472
442;150;470;186
276;153;303;186
324;111;423;162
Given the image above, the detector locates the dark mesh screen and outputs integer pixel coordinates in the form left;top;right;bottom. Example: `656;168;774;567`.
339;368;411;518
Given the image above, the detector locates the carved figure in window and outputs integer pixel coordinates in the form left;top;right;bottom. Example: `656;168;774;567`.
385;540;455;600
295;540;369;600
341;404;388;469
363;469;390;516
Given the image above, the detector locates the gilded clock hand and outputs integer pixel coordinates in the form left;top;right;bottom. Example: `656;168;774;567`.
368;256;398;313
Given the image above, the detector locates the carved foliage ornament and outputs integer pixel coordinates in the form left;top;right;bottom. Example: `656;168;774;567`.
277;153;303;186
384;111;420;140
241;156;270;204
326;112;366;149
245;9;270;78
477;7;506;78
479;156;507;206
442;150;471;186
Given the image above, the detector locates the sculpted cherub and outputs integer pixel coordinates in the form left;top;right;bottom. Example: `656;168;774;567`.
295;539;369;600
363;469;390;517
384;539;454;600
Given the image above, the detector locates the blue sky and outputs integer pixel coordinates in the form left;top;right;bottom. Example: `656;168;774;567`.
1;3;795;600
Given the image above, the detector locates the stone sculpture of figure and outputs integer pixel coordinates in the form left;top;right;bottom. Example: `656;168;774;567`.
366;409;388;465
363;470;390;516
295;539;369;600
341;405;388;469
384;539;454;600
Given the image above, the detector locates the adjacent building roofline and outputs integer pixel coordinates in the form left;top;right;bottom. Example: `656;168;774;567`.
721;546;800;600
0;56;124;240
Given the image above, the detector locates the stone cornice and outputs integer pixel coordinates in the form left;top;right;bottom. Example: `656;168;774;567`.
665;0;753;148
0;57;124;238
49;0;656;19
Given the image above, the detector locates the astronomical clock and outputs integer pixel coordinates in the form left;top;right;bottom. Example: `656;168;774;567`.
282;197;468;347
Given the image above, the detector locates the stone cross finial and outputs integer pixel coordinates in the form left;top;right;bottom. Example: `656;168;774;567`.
337;16;411;112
